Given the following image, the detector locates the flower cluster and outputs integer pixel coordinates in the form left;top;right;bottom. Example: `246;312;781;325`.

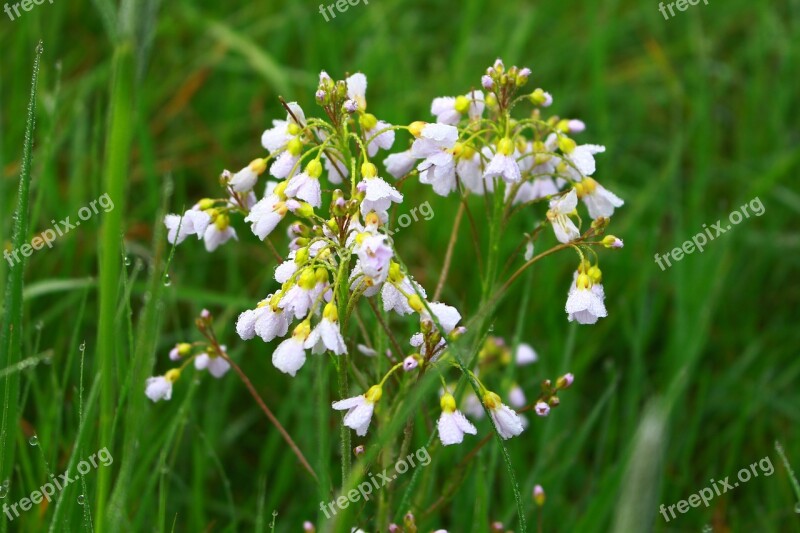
154;59;623;456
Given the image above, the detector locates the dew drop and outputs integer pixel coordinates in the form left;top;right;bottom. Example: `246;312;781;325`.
29;435;38;446
3;479;9;488
0;485;7;499
77;494;85;505
79;341;86;352
163;274;172;287
124;256;132;266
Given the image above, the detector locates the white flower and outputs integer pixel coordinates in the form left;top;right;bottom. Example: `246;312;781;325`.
565;272;607;325
358;177;403;219
269;150;301;179
547;189;581;243
484;392;524;440
578;177;624;219
305;303;347;355
332;385;382;437
382;270;426;316
230;166;258;193
365;120;395;157
194;349;231;378
430;90;485;125
346;73;368;111
254;303;290;342
420;302;461;334
411;123;459;196
202;219;237;252
437;393;477;446
384;150;417;179
534;401;550;417
272;322;312;376
483;138;521;183
322;150;348;184
515;343;538;366
245;194;287;240
164;209;211;245
145;369;180;402
285;171;322;208
509;385;527;408
562;141;605;177
456;151;485;194
261;102;305;154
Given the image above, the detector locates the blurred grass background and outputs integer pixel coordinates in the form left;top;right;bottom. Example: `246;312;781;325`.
1;0;799;531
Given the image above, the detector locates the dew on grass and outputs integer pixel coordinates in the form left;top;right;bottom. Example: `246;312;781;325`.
0;485;7;499
77;494;85;505
163;274;172;287
29;435;38;446
79;341;86;352
124;256;132;266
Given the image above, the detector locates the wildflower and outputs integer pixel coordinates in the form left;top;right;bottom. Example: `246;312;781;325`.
230;159;266;193
145;369;181;402
382;263;427;315
547;189;581;243
484;138;521;183
556;373;575;389
515;343;538;366
332;385;382;436
272;321;312;376
534;401;550;417
509;384;527;408
245;194;289;240
533;484;546;506
483;391;524;439
575;177;623;219
411;123;461;196
164;208;211;245
305;302;347;355
384;150;417;179
285;160;323;208
169;342;192;361
602;235;624;249
437;392;477;446
354;233;393;289
194;347;231;378
558;135;605;177
565;272;607;324
403;355;419;371
202;212;237;252
261;102;305;154
530;88;553;107
430;90;485;125
419;301;462;335
357;163;403;219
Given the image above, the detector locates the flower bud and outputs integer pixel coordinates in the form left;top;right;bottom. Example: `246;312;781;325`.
556;373;574;389
602;235;624;248
408;121;426;138
533;484;545;506
359;112;378;131
305;159;323;178
361;162;378;178
440;392;457;413
165;368;181;383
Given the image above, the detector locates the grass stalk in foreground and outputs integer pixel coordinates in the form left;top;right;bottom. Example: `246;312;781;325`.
94;37;136;528
0;42;43;533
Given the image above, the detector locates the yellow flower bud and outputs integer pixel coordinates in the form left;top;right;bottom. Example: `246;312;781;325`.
214;213;230;231
454;95;470;114
576;273;593;290
588;265;602;284
556;119;570;132
407;295;424;313
177;343;192;356
287;137;303;156
274;180;288;198
287;123;302;136
359;112;378;131
558;135;576;154
361;162;378;178
249;158;267;174
298;268;317;290
198;198;215;210
165;368;181;383
305;159;323;178
295;247;309;265
293;320;311;339
483;391;501;409
408;121;426;138
296;202;315;218
365;385;383;403
388;261;403;283
497;137;515;156
315;267;328;284
440;393;457;413
323;301;338;321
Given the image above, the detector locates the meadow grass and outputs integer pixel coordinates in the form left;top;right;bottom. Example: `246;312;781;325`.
0;0;798;531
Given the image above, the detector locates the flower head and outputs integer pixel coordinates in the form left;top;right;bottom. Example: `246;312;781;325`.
332;385;382;436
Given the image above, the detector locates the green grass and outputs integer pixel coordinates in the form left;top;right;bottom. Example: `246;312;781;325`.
1;0;799;531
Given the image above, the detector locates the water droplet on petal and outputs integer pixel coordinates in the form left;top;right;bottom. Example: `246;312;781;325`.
77;494;85;505
29;435;38;446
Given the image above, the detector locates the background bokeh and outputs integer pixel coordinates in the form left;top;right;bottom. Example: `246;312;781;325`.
1;0;798;531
